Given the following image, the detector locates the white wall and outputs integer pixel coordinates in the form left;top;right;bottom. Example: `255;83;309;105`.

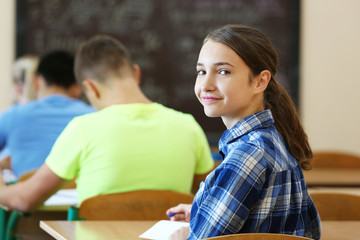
301;0;360;156
0;1;359;155
0;1;14;111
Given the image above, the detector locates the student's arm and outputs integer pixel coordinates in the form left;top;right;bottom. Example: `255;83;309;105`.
189;144;266;239
192;172;210;195
0;163;67;212
0;155;11;170
166;203;192;222
0;168;5;187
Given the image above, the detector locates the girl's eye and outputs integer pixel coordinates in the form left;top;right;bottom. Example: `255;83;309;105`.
197;70;206;76
219;69;230;75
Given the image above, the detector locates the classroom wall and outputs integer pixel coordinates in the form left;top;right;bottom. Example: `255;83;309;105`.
0;1;14;110
0;0;359;156
300;0;360;156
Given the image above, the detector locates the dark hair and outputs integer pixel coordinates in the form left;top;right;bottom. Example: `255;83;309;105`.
75;35;134;84
36;50;76;89
205;24;312;170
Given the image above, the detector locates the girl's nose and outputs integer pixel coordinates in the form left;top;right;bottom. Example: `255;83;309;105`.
201;74;216;92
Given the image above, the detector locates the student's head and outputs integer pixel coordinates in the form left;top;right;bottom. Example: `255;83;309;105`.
36;50;76;89
74;35;136;86
74;35;142;110
196;24;312;170
195;25;279;123
12;55;39;104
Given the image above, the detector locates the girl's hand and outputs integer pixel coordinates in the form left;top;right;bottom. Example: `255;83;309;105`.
169;226;190;240
166;203;192;222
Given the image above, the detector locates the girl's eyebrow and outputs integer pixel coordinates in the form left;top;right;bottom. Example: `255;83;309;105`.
196;62;235;67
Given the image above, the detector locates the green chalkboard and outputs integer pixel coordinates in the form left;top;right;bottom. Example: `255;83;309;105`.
16;0;300;143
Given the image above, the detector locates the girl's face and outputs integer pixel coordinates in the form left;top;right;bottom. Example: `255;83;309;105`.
194;40;265;129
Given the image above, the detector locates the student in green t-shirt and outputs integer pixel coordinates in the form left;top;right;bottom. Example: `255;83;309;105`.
0;35;214;211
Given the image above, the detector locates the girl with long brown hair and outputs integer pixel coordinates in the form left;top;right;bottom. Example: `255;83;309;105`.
167;24;321;240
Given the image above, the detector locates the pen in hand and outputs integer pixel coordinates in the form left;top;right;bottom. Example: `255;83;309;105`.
167;212;176;218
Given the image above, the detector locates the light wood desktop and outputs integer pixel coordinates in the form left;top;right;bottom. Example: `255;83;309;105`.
308;187;360;196
40;220;360;240
40;220;157;240
303;168;360;187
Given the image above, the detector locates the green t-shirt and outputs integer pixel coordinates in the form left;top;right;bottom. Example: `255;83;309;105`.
46;103;214;203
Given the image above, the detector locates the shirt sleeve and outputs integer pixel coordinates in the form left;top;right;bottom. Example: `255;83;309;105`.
189;143;266;239
45;118;84;180
193;119;214;175
0;107;14;148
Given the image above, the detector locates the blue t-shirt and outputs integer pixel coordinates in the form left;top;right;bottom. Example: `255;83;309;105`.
0;95;94;177
189;110;321;239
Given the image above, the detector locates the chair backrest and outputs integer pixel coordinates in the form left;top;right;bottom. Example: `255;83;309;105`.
310;192;360;220
312;151;360;168
78;190;194;220
204;233;311;240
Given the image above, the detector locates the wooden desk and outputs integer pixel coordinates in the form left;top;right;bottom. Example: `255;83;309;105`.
39;189;78;211
40;220;157;240
40;220;360;240
308;187;360;196
2;189;78;240
321;221;360;240
304;168;360;187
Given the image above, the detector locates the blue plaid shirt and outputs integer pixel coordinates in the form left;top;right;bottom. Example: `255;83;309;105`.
189;110;321;239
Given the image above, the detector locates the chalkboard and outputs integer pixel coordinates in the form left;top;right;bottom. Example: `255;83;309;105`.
16;0;300;144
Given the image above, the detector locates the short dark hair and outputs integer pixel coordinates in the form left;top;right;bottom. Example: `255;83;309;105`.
36;50;76;89
75;35;134;85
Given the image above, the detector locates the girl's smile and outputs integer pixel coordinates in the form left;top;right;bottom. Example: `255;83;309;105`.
194;40;264;129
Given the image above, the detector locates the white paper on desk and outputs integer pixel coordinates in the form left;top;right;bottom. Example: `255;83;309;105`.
2;169;17;183
43;189;78;206
139;220;189;240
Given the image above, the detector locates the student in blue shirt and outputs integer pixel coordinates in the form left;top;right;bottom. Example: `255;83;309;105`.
167;24;321;239
0;50;94;178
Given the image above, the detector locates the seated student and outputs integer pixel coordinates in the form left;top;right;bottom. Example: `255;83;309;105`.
12;55;39;104
0;35;214;211
0;50;95;179
0;55;39;181
166;24;321;239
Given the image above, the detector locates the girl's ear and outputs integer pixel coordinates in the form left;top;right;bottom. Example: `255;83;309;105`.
253;70;271;94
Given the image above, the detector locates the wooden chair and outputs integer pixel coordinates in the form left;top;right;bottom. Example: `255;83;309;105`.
304;151;360;187
68;190;194;220
310;192;360;220
311;151;360;168
204;233;311;240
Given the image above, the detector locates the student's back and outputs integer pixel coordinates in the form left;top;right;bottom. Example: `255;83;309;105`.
47;102;213;203
0;96;93;177
0;50;94;178
0;55;39;174
46;35;214;204
0;36;213;213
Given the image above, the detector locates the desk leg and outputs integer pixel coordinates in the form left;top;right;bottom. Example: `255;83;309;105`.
0;208;8;240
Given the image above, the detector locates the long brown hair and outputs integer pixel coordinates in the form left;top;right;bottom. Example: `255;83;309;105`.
204;24;312;170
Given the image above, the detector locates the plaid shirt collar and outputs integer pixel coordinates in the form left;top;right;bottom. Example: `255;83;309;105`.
219;110;275;153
